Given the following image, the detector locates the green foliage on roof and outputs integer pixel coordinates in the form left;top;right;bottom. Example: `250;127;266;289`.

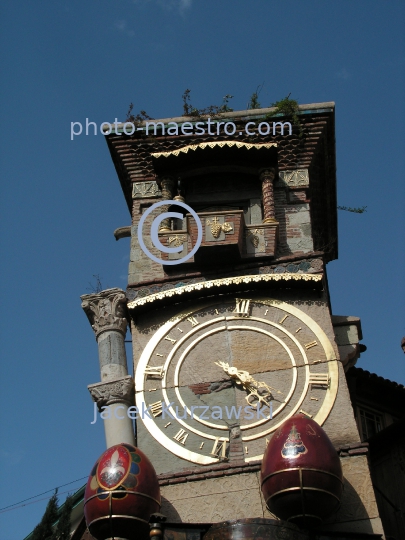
265;93;303;137
337;205;367;213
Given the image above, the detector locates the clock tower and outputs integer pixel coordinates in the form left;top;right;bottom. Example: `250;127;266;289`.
99;103;383;537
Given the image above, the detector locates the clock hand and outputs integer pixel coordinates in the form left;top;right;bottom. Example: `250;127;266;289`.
214;361;247;382
214;361;283;394
214;361;283;409
256;380;283;395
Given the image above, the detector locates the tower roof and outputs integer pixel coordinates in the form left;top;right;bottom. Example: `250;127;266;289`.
106;102;337;262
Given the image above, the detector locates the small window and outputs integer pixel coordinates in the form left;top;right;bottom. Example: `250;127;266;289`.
172;217;185;231
358;407;383;440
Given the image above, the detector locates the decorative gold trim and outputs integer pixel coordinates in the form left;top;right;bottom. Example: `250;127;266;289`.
127;273;323;309
266;486;341;502
88;515;150;526
262;218;279;224
244;299;338;461
164;318;232;438
245;223;278;231
237;316;310;440
151;141;277;159
169;322;300;433
261;467;343;486
135;298;337;466
137;314;228;464
84;490;161;507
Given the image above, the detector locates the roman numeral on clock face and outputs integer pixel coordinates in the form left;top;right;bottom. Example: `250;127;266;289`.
164;335;177;344
234;299;251;317
187;316;199;327
309;373;330;388
145;365;165;379
149;401;163;417
210;437;228;458
173;429;189;445
305;340;318;349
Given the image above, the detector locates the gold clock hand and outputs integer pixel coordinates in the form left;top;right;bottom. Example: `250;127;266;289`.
215;361;278;409
257;380;283;395
214;361;283;396
214;361;252;386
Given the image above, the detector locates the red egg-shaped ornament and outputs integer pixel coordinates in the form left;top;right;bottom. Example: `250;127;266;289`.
84;443;161;540
260;415;343;528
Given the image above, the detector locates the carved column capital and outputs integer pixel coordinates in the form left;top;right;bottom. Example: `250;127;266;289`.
259;167;278;224
81;288;128;339
160;176;176;197
88;376;135;411
259;167;276;182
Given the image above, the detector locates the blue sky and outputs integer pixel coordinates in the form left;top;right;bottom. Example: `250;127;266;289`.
1;1;404;538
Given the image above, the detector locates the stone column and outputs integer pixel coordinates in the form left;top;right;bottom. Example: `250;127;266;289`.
88;376;135;448
81;288;135;447
260;168;278;223
158;176;176;232
81;288;128;380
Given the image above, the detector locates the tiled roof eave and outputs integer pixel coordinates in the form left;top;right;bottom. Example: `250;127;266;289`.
127;272;323;310
151;140;277;159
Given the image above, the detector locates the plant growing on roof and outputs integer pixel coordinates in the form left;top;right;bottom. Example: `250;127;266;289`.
266;93;304;137
337;205;367;213
182;89;234;118
247;83;264;110
126;103;154;125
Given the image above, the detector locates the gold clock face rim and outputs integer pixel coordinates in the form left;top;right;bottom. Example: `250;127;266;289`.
166;320;303;432
135;298;339;465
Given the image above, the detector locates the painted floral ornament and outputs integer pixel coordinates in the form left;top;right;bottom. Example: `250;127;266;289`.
281;424;308;458
97;447;130;489
261;415;343;528
84;443;161;540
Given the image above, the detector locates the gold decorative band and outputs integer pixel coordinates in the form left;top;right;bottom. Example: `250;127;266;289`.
265;486;341;502
261;467;343;486
151;140;277;159
84;490;161;507
127;273;323;309
88;514;149;526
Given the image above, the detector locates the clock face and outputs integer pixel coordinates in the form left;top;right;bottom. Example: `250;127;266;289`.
134;298;338;465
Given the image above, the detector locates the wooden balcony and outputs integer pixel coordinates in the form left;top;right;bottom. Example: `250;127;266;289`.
158;209;278;266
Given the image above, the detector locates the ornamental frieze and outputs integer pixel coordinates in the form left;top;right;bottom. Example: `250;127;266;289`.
278;169;309;188
132;181;161;199
127;272;323;309
126;259;323;303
